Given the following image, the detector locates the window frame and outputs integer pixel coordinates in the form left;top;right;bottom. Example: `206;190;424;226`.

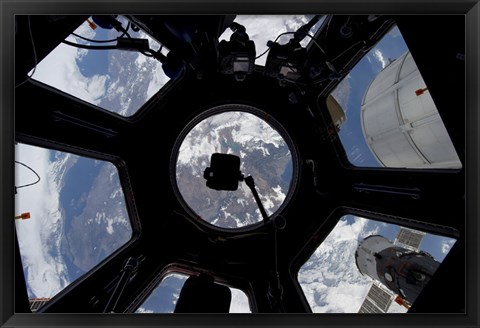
170;103;300;233
322;23;464;173
27;15;182;120
14;139;142;309
128;264;255;313
290;207;460;313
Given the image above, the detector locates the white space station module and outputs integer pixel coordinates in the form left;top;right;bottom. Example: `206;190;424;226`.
360;51;462;169
355;232;439;308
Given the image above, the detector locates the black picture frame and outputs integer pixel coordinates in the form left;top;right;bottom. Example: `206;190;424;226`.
1;1;478;327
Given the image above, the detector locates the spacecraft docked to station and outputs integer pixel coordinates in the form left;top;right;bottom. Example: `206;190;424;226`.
356;228;438;313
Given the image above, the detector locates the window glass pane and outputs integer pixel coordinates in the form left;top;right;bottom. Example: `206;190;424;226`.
220;15;324;67
31;16;170;117
135;273;251;313
297;215;456;313
175;108;294;229
15;143;133;311
331;26;461;169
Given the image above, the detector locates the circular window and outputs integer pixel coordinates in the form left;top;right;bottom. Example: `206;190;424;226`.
172;104;297;230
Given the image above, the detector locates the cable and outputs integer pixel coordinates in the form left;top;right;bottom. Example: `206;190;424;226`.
71;21;132;44
322;16;333;53
62;38;156;59
73;21;131;43
255;48;270;60
257;31;324;65
274;227;278;276
303;33;327;57
71;33;116;44
15;16;37;88
72;32;115;43
260;28;327;61
278;75;309;87
255;32;295;60
283;62;299;73
267;222;286;312
61;39;119;50
15;160;41;193
293;15;323;43
329;40;364;63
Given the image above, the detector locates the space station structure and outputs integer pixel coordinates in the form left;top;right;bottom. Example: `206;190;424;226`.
29;298;50;312
360;51;462;169
326;94;346;132
355;235;440;305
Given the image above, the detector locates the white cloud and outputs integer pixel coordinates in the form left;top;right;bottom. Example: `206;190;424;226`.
231;112;283;148
74;19;96;40
297;216;383;313
136;307;154;313
106;217;114;235
330;74;351;115
31;20;108;106
177;111;285;167
319;282;370;313
389;301;408;313
271;185;286;203
145;58;170;100
373;49;387;69
15;143;70;298
229;288;251;313
441;238;455;254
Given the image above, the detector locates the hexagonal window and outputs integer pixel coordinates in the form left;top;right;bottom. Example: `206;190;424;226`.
15;142;134;311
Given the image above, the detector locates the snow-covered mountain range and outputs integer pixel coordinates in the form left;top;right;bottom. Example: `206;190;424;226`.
176;111;292;229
